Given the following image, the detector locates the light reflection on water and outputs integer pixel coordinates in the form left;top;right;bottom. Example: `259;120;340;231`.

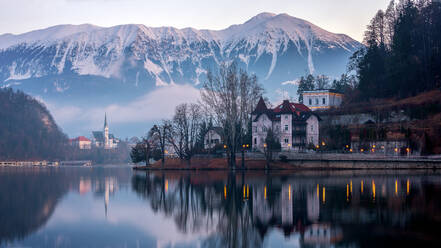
1;167;441;247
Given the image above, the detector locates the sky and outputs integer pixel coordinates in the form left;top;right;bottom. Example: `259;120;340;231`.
0;0;391;42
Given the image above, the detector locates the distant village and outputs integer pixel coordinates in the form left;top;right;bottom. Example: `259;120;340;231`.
69;114;120;150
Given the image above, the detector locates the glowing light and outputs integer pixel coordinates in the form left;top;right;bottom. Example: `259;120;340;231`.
246;144;249;148
350;180;353;193
373;145;376;148
372;180;376;200
247;185;249;198
395;180;398;196
289;184;291;200
243;185;246;199
322;141;326;146
263;143;267;148
224;185;227;199
316;145;320;149
395;148;398;152
361;149;364;152
242;144;246;148
346;184;349;202
346;145;349;148
322;187;326;204
165;180;168;192
223;145;227;149
350;149;353;152
264;186;267;199
361;180;364;194
407;179;410;195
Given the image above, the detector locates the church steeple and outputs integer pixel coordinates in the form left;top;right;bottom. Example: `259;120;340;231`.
104;112;108;129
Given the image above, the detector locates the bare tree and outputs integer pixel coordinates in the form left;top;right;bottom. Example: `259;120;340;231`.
262;128;281;170
150;121;171;167
201;63;263;169
168;103;203;166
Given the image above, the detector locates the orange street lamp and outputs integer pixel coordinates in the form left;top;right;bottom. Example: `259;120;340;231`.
263;143;267;148
345;145;349;148
394;148;398;153
223;145;227;149
350;149;353;152
373;145;376;148
322;141;326;146
361;148;364;152
246;144;249;148
242;144;246;148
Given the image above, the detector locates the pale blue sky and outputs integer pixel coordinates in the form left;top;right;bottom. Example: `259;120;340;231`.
0;0;391;41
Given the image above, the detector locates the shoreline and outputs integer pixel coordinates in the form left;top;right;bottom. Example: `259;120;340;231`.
133;156;441;171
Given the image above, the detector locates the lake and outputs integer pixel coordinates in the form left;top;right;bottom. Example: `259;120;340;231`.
1;166;441;247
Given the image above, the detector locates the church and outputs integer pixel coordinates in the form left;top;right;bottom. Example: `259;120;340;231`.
92;114;119;149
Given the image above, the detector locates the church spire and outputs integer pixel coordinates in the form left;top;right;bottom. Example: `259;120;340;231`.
104;113;108;128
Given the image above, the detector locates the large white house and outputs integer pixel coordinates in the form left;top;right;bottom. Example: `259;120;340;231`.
252;98;320;152
303;90;343;111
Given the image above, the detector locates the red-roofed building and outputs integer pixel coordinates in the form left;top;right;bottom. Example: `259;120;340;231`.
69;136;92;150
252;97;320;151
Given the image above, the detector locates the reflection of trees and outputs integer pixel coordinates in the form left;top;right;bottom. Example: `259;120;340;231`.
132;171;441;247
132;172;263;247
0;168;69;244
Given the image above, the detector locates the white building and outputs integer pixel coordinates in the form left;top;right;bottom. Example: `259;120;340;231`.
92;114;119;149
252;98;320;152
303;90;343;111
204;127;223;149
69;136;92;150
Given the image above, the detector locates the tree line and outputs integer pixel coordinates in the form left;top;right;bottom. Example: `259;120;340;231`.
349;0;441;100
131;63;263;169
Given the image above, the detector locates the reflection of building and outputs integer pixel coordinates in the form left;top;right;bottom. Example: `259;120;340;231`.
303;89;343;110
307;192;320;222
251;97;320;151
92;114;119;149
204;127;223;149
69;136;92;149
303;224;343;245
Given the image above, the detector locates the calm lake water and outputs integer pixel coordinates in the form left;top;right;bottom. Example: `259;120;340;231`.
1;166;441;247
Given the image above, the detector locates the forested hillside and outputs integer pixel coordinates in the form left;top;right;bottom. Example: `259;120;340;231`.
0;88;68;160
349;0;441;100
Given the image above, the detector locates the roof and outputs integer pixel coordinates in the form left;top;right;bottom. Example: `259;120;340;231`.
77;136;91;142
252;99;319;122
207;127;223;136
303;89;343;95
251;97;268;115
92;131;104;142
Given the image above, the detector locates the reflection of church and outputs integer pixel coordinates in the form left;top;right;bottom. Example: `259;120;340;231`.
92;114;119;149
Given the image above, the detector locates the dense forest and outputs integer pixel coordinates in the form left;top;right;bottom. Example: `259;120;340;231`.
350;0;441;100
0;88;68;160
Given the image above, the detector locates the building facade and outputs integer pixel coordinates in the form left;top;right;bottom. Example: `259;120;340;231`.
252;98;320;152
69;136;92;149
204;127;223;150
303;90;343;111
92;114;119;149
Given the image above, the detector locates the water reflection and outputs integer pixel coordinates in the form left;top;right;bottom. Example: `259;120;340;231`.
1;167;441;247
132;171;441;247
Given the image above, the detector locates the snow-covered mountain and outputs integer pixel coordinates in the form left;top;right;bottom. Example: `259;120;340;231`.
0;13;360;91
0;13;361;136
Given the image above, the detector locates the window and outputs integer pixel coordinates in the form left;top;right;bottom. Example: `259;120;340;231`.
322;98;326;105
315;98;319;105
254;137;257;145
285;125;288;131
284;115;288;120
263;126;267;131
309;98;312;105
284;138;289;144
311;125;313;131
